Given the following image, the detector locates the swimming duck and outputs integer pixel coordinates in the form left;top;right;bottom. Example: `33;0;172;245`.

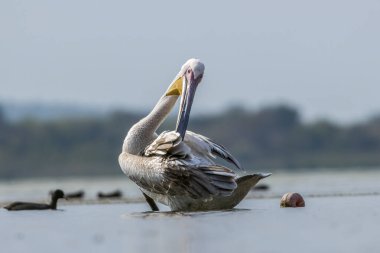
65;190;85;199
4;189;65;211
97;190;123;199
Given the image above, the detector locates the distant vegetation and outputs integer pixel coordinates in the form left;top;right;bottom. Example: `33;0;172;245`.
1;104;380;179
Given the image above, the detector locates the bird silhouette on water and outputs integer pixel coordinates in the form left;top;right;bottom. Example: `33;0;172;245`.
4;189;65;211
65;190;85;199
97;190;122;199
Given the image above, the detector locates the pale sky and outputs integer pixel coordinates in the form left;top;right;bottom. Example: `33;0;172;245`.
1;0;379;123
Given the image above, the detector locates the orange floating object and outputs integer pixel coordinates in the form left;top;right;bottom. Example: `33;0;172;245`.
280;192;305;207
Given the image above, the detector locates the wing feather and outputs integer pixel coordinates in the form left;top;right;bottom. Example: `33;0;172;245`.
127;160;237;199
184;131;243;170
143;130;243;171
129;130;240;200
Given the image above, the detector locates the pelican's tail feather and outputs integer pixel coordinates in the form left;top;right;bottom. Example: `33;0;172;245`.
236;173;272;185
199;166;238;194
204;173;271;210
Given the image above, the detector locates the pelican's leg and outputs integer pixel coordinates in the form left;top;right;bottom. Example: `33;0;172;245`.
141;191;159;211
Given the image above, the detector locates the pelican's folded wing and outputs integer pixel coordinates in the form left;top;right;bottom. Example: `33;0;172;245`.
143;131;191;158
184;131;243;170
159;163;237;198
120;152;237;199
143;130;243;170
133;131;239;199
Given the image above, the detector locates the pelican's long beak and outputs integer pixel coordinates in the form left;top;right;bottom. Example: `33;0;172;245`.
175;71;201;140
165;76;183;96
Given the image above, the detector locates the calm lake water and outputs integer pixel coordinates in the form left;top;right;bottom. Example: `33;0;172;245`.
1;169;379;253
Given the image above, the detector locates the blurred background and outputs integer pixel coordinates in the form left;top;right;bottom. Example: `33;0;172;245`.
1;0;380;180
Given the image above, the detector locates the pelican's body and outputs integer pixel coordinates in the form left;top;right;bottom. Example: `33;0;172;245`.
119;59;270;211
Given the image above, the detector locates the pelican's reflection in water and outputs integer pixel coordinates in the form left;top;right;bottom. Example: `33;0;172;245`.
123;208;251;219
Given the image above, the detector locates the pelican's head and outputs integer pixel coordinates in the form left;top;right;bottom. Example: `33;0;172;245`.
165;59;205;139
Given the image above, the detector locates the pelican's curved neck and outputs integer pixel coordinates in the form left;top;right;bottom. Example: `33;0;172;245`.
144;95;178;133
123;95;179;154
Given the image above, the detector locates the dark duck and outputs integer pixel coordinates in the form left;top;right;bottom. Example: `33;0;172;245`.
97;190;122;199
65;190;85;199
4;189;65;211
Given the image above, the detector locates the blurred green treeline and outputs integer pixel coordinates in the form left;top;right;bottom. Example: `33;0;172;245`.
1;104;380;179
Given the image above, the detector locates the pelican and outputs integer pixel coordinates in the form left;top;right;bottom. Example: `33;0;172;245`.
119;59;270;211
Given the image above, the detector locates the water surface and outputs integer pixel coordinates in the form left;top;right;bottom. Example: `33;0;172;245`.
1;170;379;253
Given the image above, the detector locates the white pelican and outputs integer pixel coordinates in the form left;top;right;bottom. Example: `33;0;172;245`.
119;59;270;211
